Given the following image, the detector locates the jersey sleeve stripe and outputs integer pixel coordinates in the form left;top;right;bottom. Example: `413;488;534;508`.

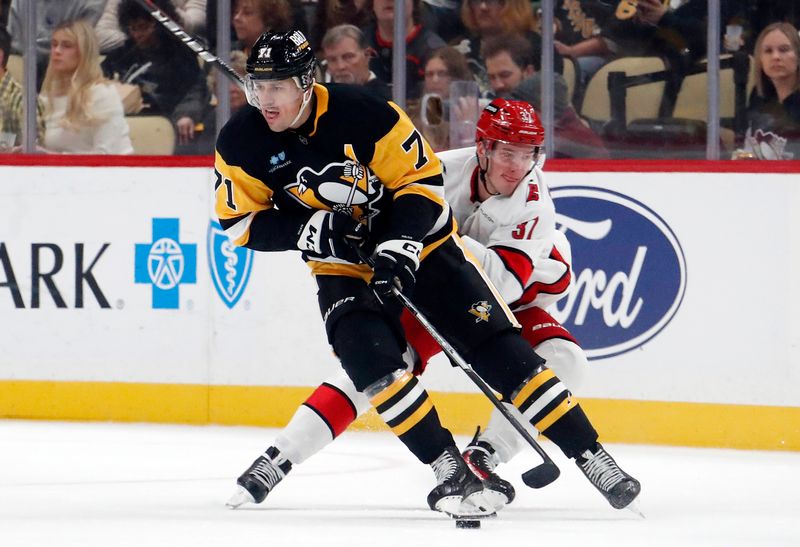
515;246;571;306
222;213;256;246
492;245;534;290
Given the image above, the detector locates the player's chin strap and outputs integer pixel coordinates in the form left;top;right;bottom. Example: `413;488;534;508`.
476;141;501;197
289;81;316;129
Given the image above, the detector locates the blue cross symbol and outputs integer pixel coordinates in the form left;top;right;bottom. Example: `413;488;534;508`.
135;218;197;309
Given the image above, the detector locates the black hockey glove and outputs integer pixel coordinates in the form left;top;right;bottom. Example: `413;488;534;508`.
297;210;366;263
369;239;423;299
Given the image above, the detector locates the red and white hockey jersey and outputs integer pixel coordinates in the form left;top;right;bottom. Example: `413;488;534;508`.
439;147;572;312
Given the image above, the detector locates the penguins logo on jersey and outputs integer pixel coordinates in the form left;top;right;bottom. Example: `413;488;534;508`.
469;301;492;323
285;160;383;220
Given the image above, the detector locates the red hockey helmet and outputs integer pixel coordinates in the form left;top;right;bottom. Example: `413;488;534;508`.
475;98;545;147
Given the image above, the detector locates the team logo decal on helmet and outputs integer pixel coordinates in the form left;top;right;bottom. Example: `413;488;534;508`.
476;98;545;147
245;30;316;108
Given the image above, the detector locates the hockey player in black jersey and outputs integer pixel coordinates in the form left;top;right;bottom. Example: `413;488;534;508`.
215;30;630;518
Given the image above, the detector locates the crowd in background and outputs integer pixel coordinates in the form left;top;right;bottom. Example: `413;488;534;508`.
0;0;799;159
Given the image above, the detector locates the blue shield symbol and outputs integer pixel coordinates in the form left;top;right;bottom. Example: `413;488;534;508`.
207;221;253;309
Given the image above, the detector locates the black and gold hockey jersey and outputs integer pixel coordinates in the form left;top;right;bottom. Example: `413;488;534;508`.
214;83;455;278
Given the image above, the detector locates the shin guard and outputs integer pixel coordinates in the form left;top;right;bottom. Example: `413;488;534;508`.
511;365;598;459
366;370;454;464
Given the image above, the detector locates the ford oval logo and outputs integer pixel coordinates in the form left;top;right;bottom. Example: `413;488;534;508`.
550;186;687;359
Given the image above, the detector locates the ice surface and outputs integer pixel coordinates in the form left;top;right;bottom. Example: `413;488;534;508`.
1;420;798;547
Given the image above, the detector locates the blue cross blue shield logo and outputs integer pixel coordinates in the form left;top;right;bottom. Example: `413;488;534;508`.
207;220;253;309
135;218;197;309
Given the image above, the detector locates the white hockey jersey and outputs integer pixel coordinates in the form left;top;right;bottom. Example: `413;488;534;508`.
439;147;572;312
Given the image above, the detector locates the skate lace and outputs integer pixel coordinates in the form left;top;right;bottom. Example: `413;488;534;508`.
580;448;625;492
431;450;460;483
250;457;285;488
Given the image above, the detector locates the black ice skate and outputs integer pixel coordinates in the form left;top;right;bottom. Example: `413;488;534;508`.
575;442;641;510
462;428;515;511
226;446;292;509
427;446;495;518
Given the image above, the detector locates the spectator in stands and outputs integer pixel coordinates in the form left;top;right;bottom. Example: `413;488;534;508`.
231;0;293;56
205;0;306;51
741;22;800;160
421;0;466;44
6;0;107;82
482;34;535;98
101;0;209;152
37;19;132;154
479;35;606;159
423;45;473;99
456;0;562;97
0;27;44;149
554;0;616;88
364;0;446;100
564;0;740;72
412;45;474;151
96;0;207;53
321;24;391;101
0;0;9;28
311;0;372;51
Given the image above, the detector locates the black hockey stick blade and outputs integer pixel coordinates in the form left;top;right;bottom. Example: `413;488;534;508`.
521;461;561;488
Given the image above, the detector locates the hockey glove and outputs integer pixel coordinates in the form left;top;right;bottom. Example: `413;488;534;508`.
370;239;423;298
297;210;366;263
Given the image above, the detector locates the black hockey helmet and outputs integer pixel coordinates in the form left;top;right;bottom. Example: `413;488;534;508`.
245;30;316;89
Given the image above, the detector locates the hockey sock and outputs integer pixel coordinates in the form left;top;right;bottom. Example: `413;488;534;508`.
272;382;359;465
367;370;455;464
512;365;598;459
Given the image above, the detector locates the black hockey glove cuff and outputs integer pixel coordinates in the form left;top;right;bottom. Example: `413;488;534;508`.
369;239;422;299
297;210;366;263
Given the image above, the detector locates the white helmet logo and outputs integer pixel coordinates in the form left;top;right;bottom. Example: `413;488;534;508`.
258;47;271;59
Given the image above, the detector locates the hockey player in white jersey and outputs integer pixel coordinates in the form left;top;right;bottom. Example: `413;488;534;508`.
227;98;640;513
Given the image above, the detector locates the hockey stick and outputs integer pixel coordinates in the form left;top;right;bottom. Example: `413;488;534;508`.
131;0;245;86
354;246;560;488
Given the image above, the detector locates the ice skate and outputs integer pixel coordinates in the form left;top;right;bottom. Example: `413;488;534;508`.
575;442;641;510
226;446;292;509
427;446;495;518
462;428;515;511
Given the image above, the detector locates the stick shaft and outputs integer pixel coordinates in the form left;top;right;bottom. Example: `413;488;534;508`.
131;0;244;86
354;246;555;468
391;288;554;464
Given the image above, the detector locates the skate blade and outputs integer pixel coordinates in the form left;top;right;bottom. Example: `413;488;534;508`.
481;489;510;512
452;491;496;519
225;485;255;509
626;499;645;519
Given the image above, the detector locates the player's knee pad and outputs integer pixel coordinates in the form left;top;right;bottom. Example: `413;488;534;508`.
332;311;407;391
469;331;546;399
533;338;588;391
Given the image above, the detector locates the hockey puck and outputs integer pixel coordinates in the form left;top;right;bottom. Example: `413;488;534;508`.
455;519;481;529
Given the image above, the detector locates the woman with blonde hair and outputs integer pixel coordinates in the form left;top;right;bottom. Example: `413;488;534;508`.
40;19;133;154
742;21;800;159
